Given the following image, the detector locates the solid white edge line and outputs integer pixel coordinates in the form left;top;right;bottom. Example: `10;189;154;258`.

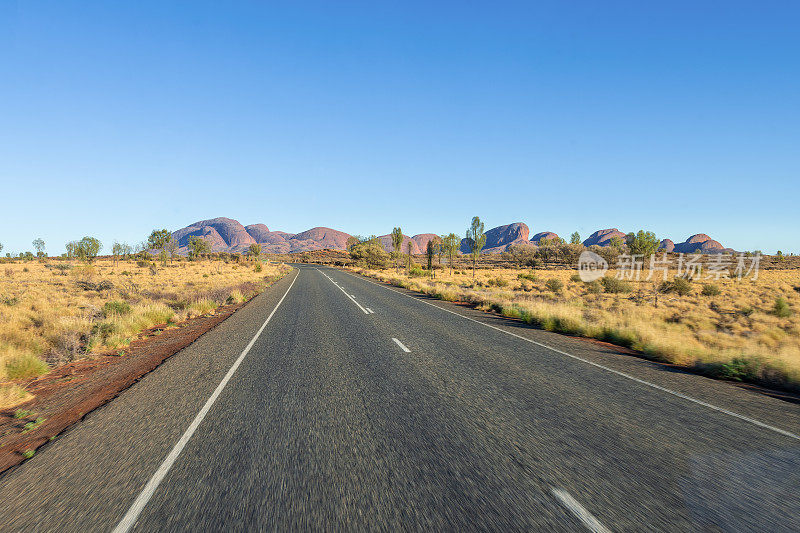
316;269;370;314
551;488;612;533
112;269;299;533
392;338;411;353
345;270;800;442
366;308;374;314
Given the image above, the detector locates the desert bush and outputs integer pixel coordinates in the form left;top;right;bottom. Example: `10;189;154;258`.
103;301;132;317
487;277;509;288
585;280;603;294
517;272;537;282
600;277;632;294
226;290;246;304
701;284;721;296
774;297;793;318
6;354;49;380
545;278;564;293
254;263;262;273
507;243;538;267
408;265;425;277
136;259;150;268
660;277;692;296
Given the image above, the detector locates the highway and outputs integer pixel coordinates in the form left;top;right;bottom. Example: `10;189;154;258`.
1;264;799;531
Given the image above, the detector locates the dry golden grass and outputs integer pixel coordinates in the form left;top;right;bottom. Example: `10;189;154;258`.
0;258;290;407
350;264;800;391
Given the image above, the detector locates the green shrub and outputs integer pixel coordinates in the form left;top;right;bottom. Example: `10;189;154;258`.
487;277;509;287
103;300;132;317
6;354;49;379
408;265;425;277
517;272;537;282
92;322;117;341
585;280;602;294
545;278;564;293
570;273;581;283
600;277;632;294
773;297;792;318
701;284;721;296
254;263;262;273
660;277;692;296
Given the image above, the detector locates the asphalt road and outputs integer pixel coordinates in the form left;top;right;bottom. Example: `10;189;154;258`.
1;264;799;532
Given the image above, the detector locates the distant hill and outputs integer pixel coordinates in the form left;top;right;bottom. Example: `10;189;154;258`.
171;218;734;255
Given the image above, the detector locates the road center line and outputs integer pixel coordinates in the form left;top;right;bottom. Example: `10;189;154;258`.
112;269;299;533
317;269;370;314
346;270;800;442
551;488;611;533
392;338;411;352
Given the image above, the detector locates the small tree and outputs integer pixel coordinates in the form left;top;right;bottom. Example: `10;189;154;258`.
391;227;403;271
188;236;210;260
626;230;660;258
508;242;537;267
426;240;435;277
76;236;101;262
346;236;359;252
112;241;123;265
465;216;486;278
32;238;46;258
433;236;444;272
166;238;179;265
148;229;172;266
442;233;460;275
608;235;625;249
248;243;262;262
406;241;412;270
0;242;3;255
570;232;581;245
349;236;389;269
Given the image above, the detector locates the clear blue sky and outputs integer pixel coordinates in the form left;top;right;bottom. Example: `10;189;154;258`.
1;1;798;254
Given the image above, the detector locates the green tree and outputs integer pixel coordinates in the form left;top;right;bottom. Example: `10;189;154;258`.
433;236;444;271
112;241;123;265
248;243;262;261
465;216;486;278
0;242;4;255
349;235;389;268
570;232;581;245
626;230;660;258
188;236;211;260
346;236;360;252
32;238;46;258
148;229;172;266
406;241;413;270
426;240;435;278
166;237;179;265
391;227;403;271
76;236;101;262
442;233;460;275
508;242;537;267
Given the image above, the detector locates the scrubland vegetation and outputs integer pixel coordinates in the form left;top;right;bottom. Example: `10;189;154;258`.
348;263;800;392
0;256;289;407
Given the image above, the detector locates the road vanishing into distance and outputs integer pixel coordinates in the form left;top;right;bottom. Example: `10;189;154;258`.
1;264;799;531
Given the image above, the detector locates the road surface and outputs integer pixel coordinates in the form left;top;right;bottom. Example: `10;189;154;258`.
1;264;799;531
